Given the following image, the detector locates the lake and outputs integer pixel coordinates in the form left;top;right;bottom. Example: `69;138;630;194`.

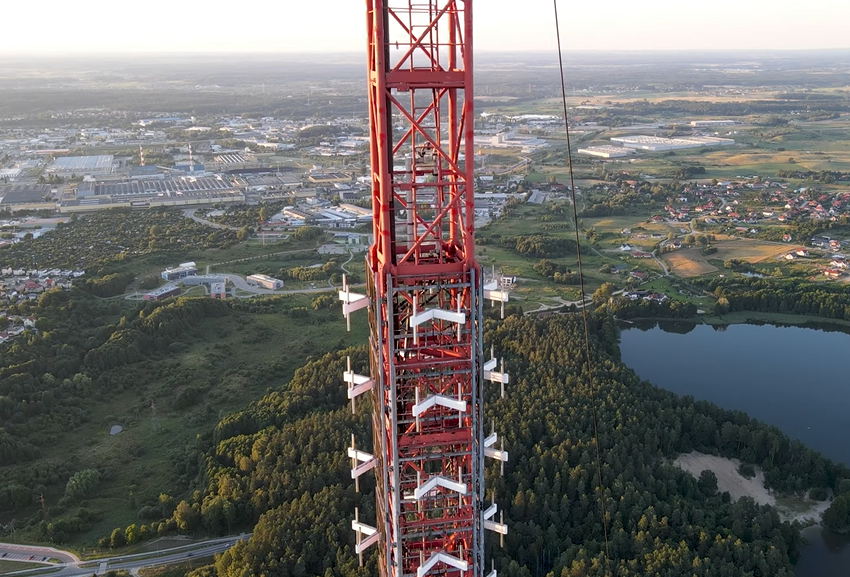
619;321;850;577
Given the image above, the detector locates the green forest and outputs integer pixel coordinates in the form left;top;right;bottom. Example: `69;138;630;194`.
131;313;847;577
0;208;239;272
5;206;850;576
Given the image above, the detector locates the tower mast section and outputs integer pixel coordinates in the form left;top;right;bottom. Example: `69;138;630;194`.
343;3;508;577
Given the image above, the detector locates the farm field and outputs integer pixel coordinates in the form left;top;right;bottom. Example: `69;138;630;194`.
663;239;804;278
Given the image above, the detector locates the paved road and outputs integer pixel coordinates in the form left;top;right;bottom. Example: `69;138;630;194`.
340;250;355;276
182;209;239;231
0;535;247;577
652;251;670;276
0;542;79;565
524;294;592;315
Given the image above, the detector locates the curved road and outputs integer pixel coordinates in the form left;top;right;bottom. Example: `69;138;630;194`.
0;535;247;577
340;250;355;276
652;251;670;276
0;542;78;565
182;209;240;231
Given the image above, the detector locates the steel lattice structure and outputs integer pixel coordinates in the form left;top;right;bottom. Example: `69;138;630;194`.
341;2;509;577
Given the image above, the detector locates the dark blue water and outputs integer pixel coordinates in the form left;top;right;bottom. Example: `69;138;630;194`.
619;321;850;577
620;322;850;465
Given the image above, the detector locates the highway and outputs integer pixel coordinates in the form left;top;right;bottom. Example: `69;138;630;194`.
0;535;246;576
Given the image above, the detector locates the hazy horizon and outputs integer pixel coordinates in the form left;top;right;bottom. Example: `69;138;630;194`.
5;48;850;57
2;0;849;54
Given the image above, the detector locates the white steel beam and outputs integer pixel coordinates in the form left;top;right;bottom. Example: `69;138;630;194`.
409;307;466;328
417;551;469;577
344;372;373;399
339;275;369;331
485;446;509;462
483;357;509;385
347;447;377;480
413;475;468;500
352;519;380;554
483;280;509;303
412;394;467;417
484;432;508;462
352;519;377;536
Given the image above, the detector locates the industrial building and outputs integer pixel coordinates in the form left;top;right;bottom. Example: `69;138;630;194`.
610;135;735;151
161;265;198;281
60;175;246;212
172;162;205;175
282;206;316;222
143;283;181;301
182;274;224;286
577;145;635;159
314;209;357;228
47;155;114;176
0;184;55;210
690;120;738;127
209;282;227;299
128;166;164;180
0;168;22;180
58;190;246;213
338;203;372;217
243;173;303;190
307;171;351;184
246;274;284;290
473;131;549;152
77;175;237;198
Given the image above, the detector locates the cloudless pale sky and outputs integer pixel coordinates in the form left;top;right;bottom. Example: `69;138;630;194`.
1;0;848;54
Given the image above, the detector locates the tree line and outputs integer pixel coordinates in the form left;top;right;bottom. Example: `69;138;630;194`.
699;276;850;320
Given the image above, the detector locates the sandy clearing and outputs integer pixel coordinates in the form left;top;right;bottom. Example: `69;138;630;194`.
674;451;828;523
675;451;775;506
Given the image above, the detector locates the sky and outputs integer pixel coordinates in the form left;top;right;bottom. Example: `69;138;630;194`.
1;0;848;54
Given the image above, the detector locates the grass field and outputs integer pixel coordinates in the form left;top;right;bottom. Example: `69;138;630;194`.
0;560;42;574
7;293;368;547
663;239;801;278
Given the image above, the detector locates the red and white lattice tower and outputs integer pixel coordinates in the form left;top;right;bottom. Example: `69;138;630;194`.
341;2;510;577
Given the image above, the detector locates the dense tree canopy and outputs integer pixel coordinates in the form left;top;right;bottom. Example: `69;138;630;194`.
161;313;850;577
699;276;850;321
0;208;238;272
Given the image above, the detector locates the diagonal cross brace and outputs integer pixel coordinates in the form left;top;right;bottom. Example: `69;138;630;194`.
344;369;373;400
412;394;467;417
351;519;380;554
413;475;468;501
417;551;469;577
409;307;465;328
347;447;377;480
483;358;509;385
484;280;509;303
339;275;368;331
484;432;509;462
